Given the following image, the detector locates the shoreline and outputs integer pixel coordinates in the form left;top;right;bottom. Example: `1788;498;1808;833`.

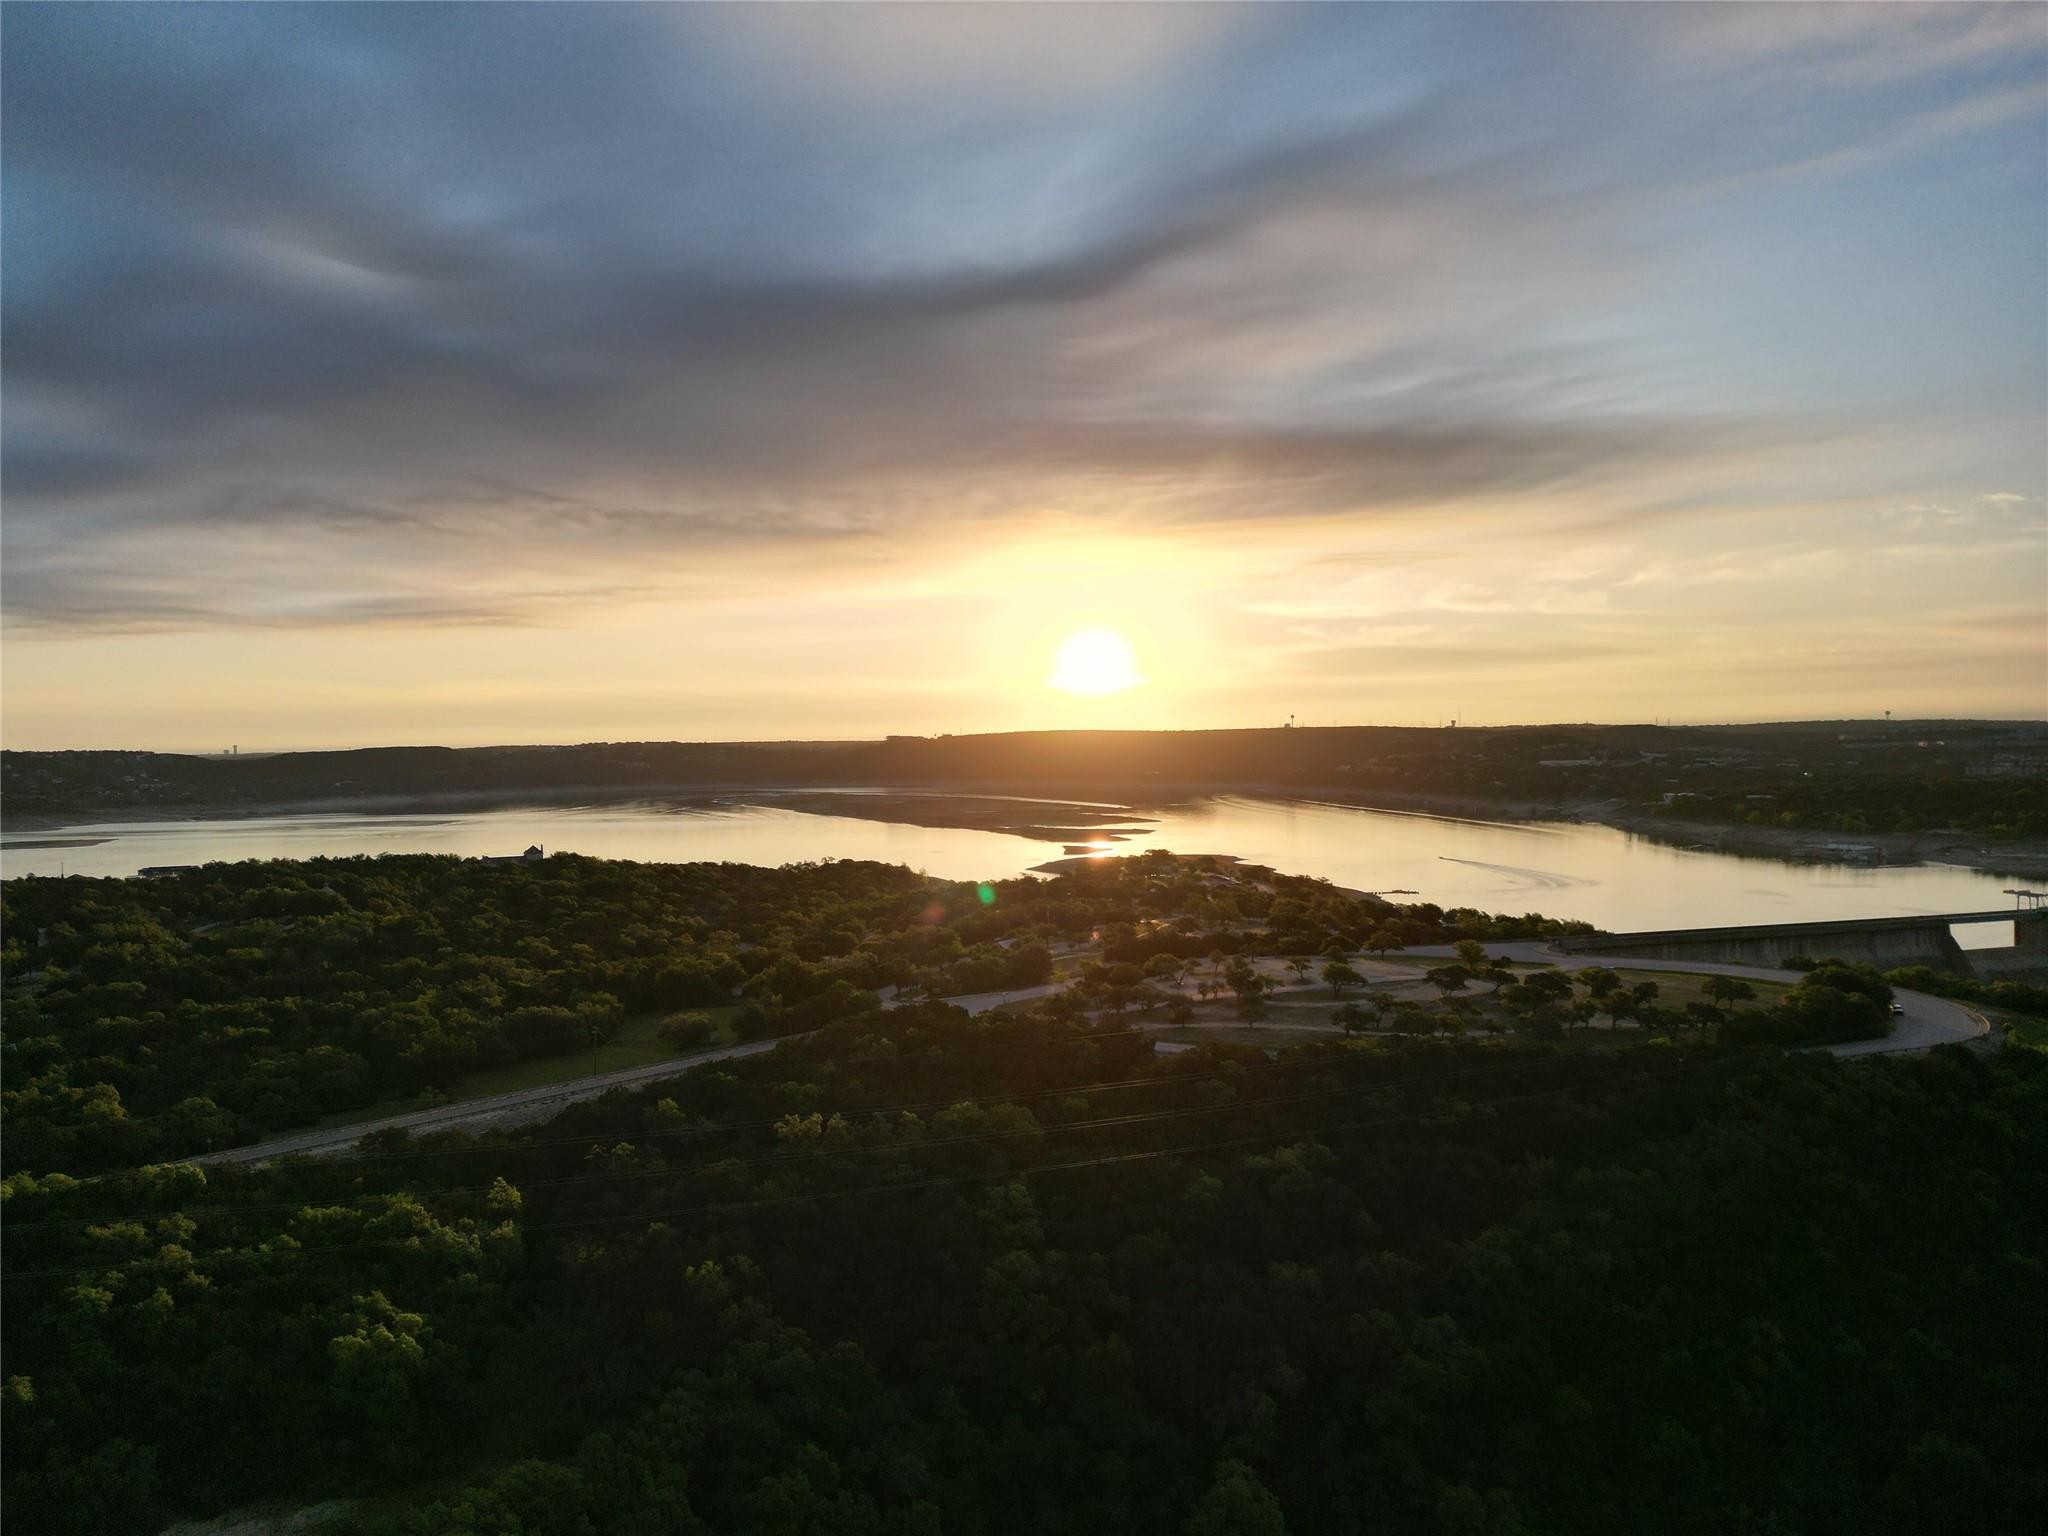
5;778;2044;880
0;783;1159;849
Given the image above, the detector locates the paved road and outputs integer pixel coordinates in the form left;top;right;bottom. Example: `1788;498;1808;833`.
205;977;1067;1167
941;982;1068;1016
1401;942;1986;1056
191;1038;783;1166
199;942;1985;1167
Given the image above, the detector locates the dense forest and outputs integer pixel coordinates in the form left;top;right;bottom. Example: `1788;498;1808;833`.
3;852;2037;1532
1;854;1590;1175
3;1005;2040;1534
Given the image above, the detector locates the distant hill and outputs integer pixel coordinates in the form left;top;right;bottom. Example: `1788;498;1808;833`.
5;720;2044;830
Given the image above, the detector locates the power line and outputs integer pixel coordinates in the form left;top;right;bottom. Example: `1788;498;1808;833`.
2;1050;1564;1236
10;1027;1944;1243
25;979;1425;1163
2;1052;1727;1284
12;1023;1953;1277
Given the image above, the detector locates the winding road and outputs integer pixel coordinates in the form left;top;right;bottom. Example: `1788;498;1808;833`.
191;1038;781;1166
1401;942;1987;1056
195;944;1986;1166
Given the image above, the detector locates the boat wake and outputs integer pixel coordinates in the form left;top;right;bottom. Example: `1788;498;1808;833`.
1437;855;1593;890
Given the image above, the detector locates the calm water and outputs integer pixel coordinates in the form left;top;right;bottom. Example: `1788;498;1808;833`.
1;791;2021;945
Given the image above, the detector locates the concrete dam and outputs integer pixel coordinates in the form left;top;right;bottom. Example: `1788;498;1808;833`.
1555;908;2047;978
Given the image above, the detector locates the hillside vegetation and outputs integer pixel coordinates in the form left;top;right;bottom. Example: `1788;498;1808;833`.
2;855;1592;1174
6;719;2044;838
4;1007;2040;1534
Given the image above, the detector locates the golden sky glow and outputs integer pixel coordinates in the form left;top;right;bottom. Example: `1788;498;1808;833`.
1;4;2043;748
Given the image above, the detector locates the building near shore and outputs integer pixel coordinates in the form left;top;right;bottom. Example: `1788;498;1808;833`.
481;844;545;866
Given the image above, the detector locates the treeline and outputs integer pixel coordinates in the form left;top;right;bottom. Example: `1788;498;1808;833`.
1;856;934;1173
9;720;2042;831
1;852;1571;1173
1657;777;2048;840
2;1004;2039;1534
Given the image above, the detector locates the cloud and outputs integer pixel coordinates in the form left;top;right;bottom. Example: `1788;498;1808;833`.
1639;3;2048;88
2;1;2042;642
696;2;1259;104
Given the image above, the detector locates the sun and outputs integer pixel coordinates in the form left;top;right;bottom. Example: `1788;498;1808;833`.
1047;628;1144;696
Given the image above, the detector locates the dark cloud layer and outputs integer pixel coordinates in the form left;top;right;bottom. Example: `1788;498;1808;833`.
4;2;2042;631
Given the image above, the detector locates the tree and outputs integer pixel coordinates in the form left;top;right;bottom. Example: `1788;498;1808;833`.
1105;963;1145;1014
1683;1000;1722;1034
164;1095;237;1154
657;1012;717;1051
1704;975;1755;1007
1578;967;1622;1005
1503;969;1572;1037
1044;987;1088;1025
1365;929;1403;958
1005;941;1054;987
1321;960;1363;998
327;1292;436;1472
578;992;623;1047
1185;1459;1287;1536
1425;964;1472;1000
1778;973;1891;1042
1391;1004;1433;1038
1224;958;1273;1023
1453;939;1489;969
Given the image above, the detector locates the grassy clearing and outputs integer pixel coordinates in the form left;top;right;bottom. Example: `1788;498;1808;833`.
1142;958;1793;1046
310;1006;743;1127
1152;1025;1328;1048
1605;966;1798;1002
455;1006;741;1097
1984;1006;2048;1050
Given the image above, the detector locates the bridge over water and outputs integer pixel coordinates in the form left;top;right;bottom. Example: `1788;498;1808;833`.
1556;908;2047;978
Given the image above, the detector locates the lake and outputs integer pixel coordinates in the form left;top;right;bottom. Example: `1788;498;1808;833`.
1;791;2022;947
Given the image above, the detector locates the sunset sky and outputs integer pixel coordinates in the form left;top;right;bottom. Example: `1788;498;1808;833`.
4;2;2044;750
